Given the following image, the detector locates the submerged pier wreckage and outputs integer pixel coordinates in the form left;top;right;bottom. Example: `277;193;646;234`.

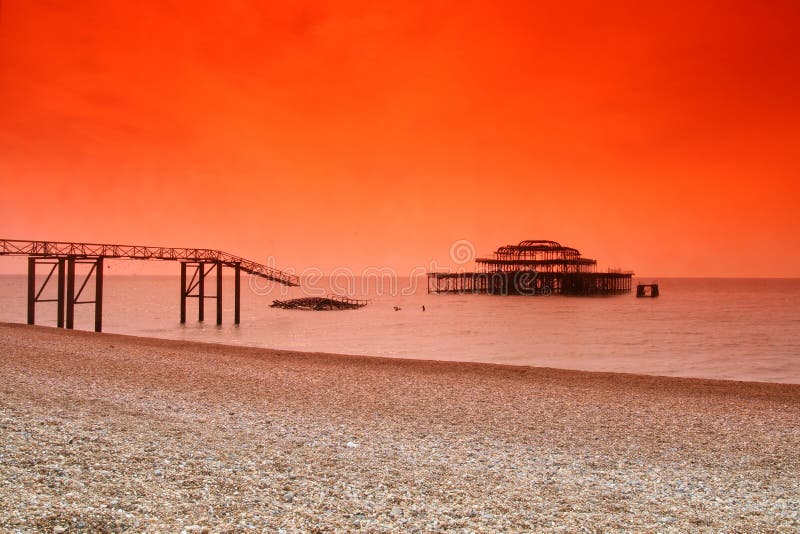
271;295;370;311
427;240;633;296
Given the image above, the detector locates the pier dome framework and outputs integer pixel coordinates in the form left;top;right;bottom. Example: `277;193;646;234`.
476;240;597;274
428;239;633;296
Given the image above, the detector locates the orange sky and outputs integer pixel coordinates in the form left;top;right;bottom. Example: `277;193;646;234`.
1;1;799;277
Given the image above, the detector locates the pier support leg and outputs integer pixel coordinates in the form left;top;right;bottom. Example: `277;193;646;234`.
94;257;103;332
57;258;65;328
66;256;75;329
27;257;35;325
198;262;205;322
234;263;241;325
180;262;186;324
216;262;222;326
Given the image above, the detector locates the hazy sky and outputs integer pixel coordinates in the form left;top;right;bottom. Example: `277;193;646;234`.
1;1;799;276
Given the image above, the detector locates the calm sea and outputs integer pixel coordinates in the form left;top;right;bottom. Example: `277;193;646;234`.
1;275;798;384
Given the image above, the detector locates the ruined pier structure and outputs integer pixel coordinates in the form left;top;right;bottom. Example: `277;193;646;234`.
428;240;633;296
1;239;298;332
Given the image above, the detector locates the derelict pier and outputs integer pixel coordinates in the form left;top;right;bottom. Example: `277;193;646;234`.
428;240;633;296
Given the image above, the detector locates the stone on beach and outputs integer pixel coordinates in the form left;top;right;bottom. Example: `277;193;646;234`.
0;323;798;532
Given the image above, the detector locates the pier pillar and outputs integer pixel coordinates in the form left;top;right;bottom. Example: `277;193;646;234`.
234;263;241;325
27;257;35;325
66;256;75;329
216;261;222;325
57;258;65;327
198;262;205;322
94;257;103;332
180;262;187;323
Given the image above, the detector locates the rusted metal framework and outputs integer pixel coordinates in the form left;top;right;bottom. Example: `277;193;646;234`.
1;239;298;285
428;239;633;296
475;240;597;273
271;295;370;310
1;239;298;332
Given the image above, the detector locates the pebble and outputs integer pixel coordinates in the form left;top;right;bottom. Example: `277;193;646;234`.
0;324;798;532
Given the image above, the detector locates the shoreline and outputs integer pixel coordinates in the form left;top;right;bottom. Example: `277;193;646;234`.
1;321;799;392
1;322;798;531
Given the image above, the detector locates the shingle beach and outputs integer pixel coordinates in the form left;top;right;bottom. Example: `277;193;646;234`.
1;323;798;532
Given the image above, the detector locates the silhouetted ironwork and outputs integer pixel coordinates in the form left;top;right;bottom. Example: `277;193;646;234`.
2;239;298;332
271;295;370;310
1;239;298;285
428;239;633;296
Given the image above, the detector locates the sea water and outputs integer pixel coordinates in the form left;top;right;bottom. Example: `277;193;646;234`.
1;274;798;384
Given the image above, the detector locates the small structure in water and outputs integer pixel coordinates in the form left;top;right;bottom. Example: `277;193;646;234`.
271;295;369;311
428;239;634;296
636;283;660;298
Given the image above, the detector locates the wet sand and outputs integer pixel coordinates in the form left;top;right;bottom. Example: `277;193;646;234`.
0;322;798;532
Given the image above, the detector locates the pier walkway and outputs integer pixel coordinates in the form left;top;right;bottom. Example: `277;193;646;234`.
0;239;299;332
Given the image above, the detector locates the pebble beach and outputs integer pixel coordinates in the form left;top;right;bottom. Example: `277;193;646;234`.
1;322;798;532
